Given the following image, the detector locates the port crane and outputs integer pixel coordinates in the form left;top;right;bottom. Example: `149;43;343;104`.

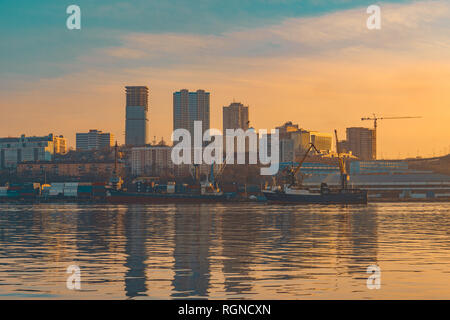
334;130;349;190
209;155;229;188
361;114;422;158
284;143;320;186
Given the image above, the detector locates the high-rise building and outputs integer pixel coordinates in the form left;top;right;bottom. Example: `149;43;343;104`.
125;86;149;146
223;102;250;154
345;127;376;160
223;102;249;131
173;89;210;139
0;134;67;169
76;130;114;151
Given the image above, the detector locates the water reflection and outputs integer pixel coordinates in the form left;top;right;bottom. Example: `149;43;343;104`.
172;206;213;298
220;208;259;297
0;203;448;299
124;207;148;298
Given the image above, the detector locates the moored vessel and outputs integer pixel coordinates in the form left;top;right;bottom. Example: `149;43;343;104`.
264;130;368;205
263;183;367;204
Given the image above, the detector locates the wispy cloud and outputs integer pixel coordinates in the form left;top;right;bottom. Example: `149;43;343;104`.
96;0;450;66
1;0;449;158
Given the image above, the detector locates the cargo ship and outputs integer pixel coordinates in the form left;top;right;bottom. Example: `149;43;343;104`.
263;132;368;205
107;189;235;204
106;180;237;204
106;161;238;204
263;183;367;204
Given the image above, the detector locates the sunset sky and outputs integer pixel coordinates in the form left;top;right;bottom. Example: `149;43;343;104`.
1;0;449;158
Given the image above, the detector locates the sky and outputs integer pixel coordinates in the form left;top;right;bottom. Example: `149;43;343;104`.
1;0;449;158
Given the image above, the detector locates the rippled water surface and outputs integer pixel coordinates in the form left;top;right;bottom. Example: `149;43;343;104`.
0;203;449;299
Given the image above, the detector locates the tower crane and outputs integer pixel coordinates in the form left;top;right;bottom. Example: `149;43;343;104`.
361;114;422;158
361;114;422;131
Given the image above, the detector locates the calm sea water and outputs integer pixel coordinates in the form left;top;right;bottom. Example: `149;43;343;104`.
0;202;448;299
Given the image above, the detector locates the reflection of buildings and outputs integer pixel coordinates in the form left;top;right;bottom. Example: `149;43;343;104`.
172;205;212;298
123;207;148;298
334;206;378;278
349;207;378;270
220;208;259;295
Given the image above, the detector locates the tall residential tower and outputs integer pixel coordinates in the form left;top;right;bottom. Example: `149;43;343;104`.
173;89;210;139
125;86;149;146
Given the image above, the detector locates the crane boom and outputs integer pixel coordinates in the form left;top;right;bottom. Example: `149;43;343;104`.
335;129;349;189
292;143;320;176
360;114;422;159
334;130;346;176
361;114;422;129
285;143;319;186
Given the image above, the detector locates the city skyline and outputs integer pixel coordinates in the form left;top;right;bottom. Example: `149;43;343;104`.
0;86;447;160
1;1;450;303
1;0;449;158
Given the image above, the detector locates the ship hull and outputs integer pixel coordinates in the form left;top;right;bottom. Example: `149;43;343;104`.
107;191;235;204
263;190;367;204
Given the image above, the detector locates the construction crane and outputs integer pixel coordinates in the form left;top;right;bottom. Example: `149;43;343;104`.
361;114;422;158
335;129;349;190
207;155;229;189
361;114;422;131
284;143;320;186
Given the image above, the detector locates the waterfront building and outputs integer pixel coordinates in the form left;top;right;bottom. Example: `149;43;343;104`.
303;172;450;201
0;134;67;169
17;161;123;178
125;86;149;146
131;141;174;176
349;160;409;174
76;130;114;151
279;161;340;175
